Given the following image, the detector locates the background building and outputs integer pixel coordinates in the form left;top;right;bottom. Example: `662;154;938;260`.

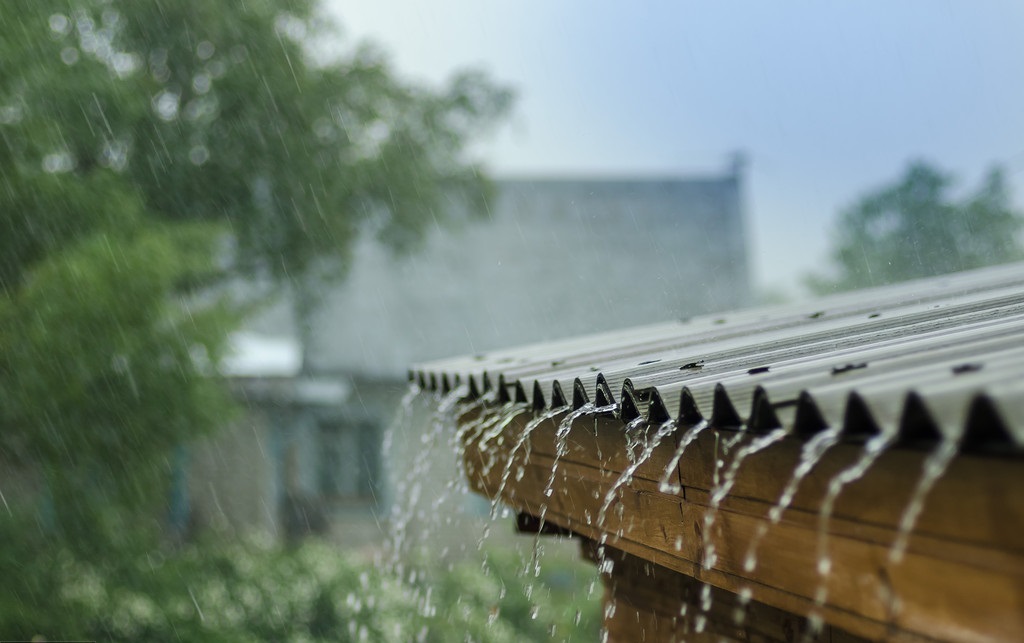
189;160;753;544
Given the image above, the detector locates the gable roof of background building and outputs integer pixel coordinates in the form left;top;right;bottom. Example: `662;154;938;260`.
249;170;750;379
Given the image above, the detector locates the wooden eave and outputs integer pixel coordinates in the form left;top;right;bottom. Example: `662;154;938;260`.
414;262;1024;641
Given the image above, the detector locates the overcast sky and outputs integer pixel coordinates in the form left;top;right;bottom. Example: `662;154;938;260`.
325;0;1024;298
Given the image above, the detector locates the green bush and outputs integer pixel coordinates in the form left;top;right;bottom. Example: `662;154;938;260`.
0;527;600;642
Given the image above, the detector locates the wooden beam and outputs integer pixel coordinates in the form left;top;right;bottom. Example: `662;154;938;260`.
460;411;1024;642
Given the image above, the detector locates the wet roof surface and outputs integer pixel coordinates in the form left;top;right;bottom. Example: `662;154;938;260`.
411;262;1024;451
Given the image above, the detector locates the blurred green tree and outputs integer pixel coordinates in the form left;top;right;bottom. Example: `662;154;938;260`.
0;0;511;636
0;0;510;514
807;161;1024;292
2;0;511;362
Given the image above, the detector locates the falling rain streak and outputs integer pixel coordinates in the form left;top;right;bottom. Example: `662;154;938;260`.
808;426;899;634
658;419;711;494
597;417;670;538
744;426;843;573
385;384;469;571
487;405;571;528
528;403;617;581
889;433;960;564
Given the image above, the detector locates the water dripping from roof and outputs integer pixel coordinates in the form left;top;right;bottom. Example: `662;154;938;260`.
386;383;472;572
475;402;531;479
889;433;960;564
743;426;843;574
597;417;673;541
525;403;615;583
808;424;899;632
658;419;710;495
485;404;571;545
702;426;789;573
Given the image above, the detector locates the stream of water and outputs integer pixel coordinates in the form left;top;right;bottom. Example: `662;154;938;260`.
596;418;673;539
474;403;560;550
477;403;532;479
805;428;898;638
526;403;616;579
657;419;711;494
621;416;648;465
701;427;789;576
889;434;959;563
408;387;477;560
743;426;843;574
386;385;469;575
487;405;571;524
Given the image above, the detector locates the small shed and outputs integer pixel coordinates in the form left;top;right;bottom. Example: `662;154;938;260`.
411;262;1024;642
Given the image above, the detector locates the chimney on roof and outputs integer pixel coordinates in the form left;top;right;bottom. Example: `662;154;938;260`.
729;150;748;182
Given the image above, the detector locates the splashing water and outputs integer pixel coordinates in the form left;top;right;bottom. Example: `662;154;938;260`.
808;428;897;632
701;427;789;573
387;384;470;570
596;418;675;539
477;403;531;478
889;434;959;563
657;419;710;494
622;416;648;466
527;403;616;578
476;404;569;553
488;405;571;523
743;426;842;574
382;383;423;456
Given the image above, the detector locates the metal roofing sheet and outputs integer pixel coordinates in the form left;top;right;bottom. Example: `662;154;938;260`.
411;262;1024;450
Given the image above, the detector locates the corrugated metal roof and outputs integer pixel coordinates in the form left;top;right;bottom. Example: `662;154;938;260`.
411;262;1024;450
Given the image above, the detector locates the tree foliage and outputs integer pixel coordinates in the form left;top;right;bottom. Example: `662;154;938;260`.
3;0;512;284
1;0;509;490
3;0;511;375
0;160;237;552
808;161;1024;292
0;0;511;593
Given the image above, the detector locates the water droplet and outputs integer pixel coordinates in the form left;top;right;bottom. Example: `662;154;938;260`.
60;47;79;65
196;40;216;60
189;145;209;166
49;13;71;35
